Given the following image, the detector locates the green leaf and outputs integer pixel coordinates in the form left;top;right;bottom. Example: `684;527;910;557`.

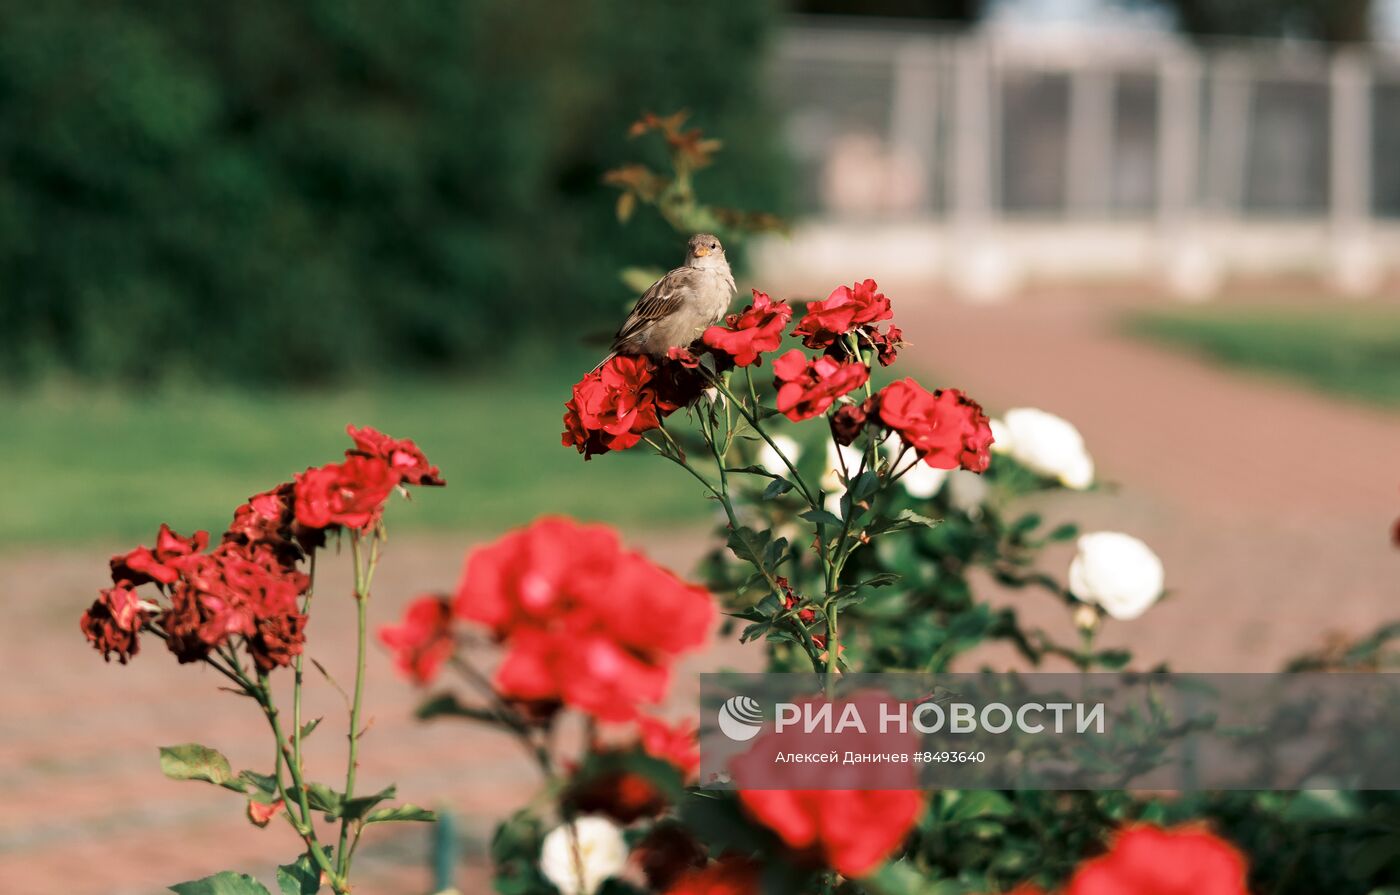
239;770;279;796
762;477;793;499
866;510;939;538
1282;789;1361;822
341;785;396;821
275;854;321;895
947;790;1014;821
800;508;843;527
160;744;244;792
305;783;345;818
726;526;774;567
364;804;437;824
415;692;505;724
169;871;273;895
299;718;322;740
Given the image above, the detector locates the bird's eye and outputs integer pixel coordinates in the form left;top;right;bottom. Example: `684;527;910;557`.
710;242;719;250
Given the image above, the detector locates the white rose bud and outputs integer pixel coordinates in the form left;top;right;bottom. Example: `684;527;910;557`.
1068;532;1164;621
1000;408;1094;489
944;469;988;514
539;816;629;895
758;434;802;477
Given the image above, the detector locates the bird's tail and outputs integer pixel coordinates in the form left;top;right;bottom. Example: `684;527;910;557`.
590;350;617;374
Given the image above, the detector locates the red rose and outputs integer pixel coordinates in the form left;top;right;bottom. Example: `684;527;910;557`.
639;715;700;782
663;856;761;895
378;594;455;685
347;425;445;486
792;279;892;349
110;524;209;586
869;324;904;366
738;788;923;877
702;290;793;366
293;454;397;530
455;517;713;720
80;583;150;664
563;355;666;459
772;350;870;422
829;401;873;446
1066;825;1250;895
159;542;310;670
876;378;993;472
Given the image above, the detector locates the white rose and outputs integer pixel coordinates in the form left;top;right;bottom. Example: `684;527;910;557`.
1068;532;1164;621
539;816;628;895
899;459;949;498
821;440;866;514
999;408;1094;489
757;434;802;477
944;469;988;514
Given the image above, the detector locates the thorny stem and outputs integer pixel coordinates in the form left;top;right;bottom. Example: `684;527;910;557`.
705;373;819;508
337;531;377;882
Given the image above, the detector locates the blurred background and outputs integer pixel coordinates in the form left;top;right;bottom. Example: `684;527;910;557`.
2;0;1398;892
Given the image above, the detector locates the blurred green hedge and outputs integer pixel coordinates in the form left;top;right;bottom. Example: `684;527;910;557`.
0;0;787;384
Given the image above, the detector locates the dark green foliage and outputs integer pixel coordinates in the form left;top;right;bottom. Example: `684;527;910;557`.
0;0;786;384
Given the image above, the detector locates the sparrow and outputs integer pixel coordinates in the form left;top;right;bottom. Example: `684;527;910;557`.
599;233;736;367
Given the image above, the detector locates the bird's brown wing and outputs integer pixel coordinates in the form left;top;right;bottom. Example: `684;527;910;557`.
610;266;698;350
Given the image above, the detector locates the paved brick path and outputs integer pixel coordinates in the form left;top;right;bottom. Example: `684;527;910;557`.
6;293;1398;892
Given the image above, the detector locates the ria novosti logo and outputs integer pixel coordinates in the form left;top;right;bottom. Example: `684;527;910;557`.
717;695;765;741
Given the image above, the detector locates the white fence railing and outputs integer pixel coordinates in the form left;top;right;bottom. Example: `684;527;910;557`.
758;21;1400;298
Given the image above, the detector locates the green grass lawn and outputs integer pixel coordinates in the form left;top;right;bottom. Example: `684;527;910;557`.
0;353;711;548
1127;304;1400;408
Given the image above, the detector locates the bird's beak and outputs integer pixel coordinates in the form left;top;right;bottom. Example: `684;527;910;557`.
694;245;710;257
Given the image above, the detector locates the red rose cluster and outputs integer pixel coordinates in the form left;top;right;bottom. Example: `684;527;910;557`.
566;715;702;823
82;426;442;670
999;825;1250;895
738;788;924;878
380;517;714;722
702;290;793;366
457;517;713;720
871;378;994;472
792;279;902;367
294;425;444;530
772;349;870;422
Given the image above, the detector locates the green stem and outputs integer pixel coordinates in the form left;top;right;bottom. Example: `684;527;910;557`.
706;374;819;508
337;533;373;880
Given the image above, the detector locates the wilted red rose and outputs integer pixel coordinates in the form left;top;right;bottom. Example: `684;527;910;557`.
247;799;283;828
869;324;904;366
772;350;870;423
347;425;445;486
80;583;150;664
378;594;455;685
738;788;923;877
829;401;873;446
636;823;709;892
567;765;669;823
110;525;209;587
663;856;761;895
293;454;397;530
455;517;713;720
157;542;310;670
776;576;824;648
876;378;993;473
702;290;793;366
563;355;667;459
1066;825;1250;895
792;279;893;349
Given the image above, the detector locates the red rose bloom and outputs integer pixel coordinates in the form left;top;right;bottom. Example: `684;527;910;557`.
80;583;150;664
347;425;445;486
293;454;397;530
792;279;892;349
1066;825;1250;895
829;401;872;446
563;355;667;459
876;378;994;473
455;517;713;721
379;594;455;685
110;524;209;586
738;788;923;878
639;715;701;782
772;350;870;422
702;290;793;366
663;856;761;895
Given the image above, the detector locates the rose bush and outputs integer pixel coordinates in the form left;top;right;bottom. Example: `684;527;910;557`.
80;425;444;894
